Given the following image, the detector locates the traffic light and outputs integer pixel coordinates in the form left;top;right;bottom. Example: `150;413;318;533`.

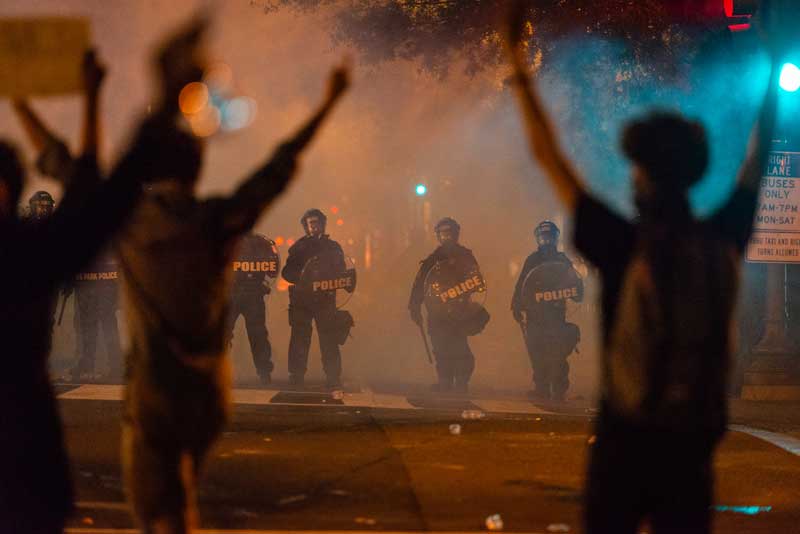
415;183;427;196
779;63;800;92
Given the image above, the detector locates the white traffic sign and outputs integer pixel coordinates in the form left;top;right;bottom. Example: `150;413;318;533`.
746;151;800;263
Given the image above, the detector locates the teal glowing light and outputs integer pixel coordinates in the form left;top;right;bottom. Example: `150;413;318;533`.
713;505;772;516
779;63;800;93
415;184;427;196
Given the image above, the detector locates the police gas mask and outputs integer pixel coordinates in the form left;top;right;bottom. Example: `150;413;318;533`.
301;209;327;238
534;221;560;253
435;217;460;248
29;191;55;221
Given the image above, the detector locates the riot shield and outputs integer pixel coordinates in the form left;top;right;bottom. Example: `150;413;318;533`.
423;254;487;325
520;260;583;321
296;252;357;309
232;240;281;292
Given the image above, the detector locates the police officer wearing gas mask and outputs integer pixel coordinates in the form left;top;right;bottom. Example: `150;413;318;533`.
227;232;279;384
511;220;582;401
282;209;348;389
409;217;487;393
27;191;55;222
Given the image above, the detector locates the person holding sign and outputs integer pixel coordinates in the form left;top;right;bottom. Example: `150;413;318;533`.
282;209;352;389
226;232;280;384
505;1;781;532
409;217;489;394
512;220;582;401
0;39;189;534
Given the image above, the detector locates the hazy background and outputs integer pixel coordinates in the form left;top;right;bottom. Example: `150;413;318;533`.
0;0;774;397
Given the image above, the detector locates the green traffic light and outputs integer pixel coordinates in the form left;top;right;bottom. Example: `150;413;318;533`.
779;63;800;93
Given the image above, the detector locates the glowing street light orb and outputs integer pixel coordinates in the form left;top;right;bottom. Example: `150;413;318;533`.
221;96;258;131
779;63;800;93
415;183;427;196
179;82;209;115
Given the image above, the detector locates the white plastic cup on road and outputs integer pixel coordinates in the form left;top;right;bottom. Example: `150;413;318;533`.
485;513;504;531
449;424;462;435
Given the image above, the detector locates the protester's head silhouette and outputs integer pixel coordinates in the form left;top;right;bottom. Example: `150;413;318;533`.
153;128;203;187
0;141;24;219
621;111;708;216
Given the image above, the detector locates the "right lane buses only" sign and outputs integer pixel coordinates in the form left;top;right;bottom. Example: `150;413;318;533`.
746;151;800;264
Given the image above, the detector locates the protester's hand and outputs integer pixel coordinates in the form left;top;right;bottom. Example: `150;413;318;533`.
82;48;106;96
155;14;209;115
512;308;524;323
325;62;351;104
503;0;530;72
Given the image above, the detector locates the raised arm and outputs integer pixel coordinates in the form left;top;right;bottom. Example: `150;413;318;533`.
7;17;209;297
712;11;783;247
81;49;107;157
220;65;350;236
504;3;584;210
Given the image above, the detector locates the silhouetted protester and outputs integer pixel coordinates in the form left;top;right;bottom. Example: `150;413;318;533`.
67;247;123;383
226;232;280;384
282;209;350;389
505;4;779;533
409;218;489;393
115;27;350;529
512;220;582;401
0;41;187;534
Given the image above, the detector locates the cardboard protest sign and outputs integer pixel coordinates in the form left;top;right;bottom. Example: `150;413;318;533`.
0;17;90;97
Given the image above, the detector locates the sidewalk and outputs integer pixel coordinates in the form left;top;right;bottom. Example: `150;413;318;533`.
728;399;800;438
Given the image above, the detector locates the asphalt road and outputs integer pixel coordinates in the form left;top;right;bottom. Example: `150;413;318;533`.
57;384;800;534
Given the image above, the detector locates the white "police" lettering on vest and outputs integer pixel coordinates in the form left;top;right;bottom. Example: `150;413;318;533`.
233;261;277;272
439;275;484;303
535;286;578;303
312;277;353;292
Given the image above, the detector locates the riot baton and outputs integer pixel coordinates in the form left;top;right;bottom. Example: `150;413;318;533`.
56;292;68;326
418;323;433;364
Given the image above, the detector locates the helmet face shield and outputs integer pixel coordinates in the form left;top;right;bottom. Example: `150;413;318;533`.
435;217;460;246
534;221;560;248
436;225;458;245
29;191;54;221
301;209;327;237
304;216;325;237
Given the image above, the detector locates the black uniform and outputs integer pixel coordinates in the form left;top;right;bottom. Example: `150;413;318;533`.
409;243;481;392
70;249;122;381
282;234;346;387
511;247;582;399
226;233;279;381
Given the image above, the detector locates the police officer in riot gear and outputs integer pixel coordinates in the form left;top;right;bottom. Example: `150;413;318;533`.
282;209;348;389
512;220;582;401
68;248;123;382
28;190;55;221
409;217;487;393
227;233;279;384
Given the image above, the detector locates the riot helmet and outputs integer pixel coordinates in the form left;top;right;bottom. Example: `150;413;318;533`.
29;190;55;221
301;208;327;237
534;220;560;249
435;217;460;246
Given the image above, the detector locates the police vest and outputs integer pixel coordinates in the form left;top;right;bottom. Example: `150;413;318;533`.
232;236;280;285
